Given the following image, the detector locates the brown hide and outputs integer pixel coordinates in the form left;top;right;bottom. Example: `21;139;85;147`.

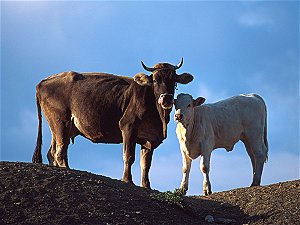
33;60;193;188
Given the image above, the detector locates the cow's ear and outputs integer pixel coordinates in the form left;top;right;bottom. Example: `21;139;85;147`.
193;97;205;106
133;73;152;86
175;73;194;84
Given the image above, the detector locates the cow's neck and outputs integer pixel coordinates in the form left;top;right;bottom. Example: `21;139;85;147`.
156;103;171;139
178;118;197;145
176;122;195;158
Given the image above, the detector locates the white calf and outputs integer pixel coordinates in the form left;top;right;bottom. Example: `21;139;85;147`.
174;93;268;195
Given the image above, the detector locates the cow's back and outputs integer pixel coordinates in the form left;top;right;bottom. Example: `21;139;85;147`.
36;71;133;143
36;71;165;145
237;94;267;128
202;94;266;125
195;94;266;150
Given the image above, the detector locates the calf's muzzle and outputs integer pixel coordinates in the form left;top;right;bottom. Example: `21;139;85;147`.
174;113;183;122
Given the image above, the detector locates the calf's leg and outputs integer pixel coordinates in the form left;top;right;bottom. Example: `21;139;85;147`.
251;142;267;186
242;137;255;176
179;150;192;195
244;134;268;186
200;151;212;195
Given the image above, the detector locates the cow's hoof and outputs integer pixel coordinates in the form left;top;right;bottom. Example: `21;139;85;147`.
121;178;134;185
141;182;151;189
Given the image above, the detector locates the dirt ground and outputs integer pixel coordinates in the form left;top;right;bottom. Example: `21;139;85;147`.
0;161;299;225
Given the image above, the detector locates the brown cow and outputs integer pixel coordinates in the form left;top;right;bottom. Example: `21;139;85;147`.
32;59;194;188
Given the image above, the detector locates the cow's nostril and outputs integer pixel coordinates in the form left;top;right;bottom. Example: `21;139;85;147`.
158;93;174;109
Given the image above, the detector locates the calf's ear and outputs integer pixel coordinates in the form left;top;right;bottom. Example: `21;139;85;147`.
193;97;205;106
175;73;194;84
133;73;152;86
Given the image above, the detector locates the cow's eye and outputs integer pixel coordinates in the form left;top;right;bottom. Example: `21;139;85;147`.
154;77;161;84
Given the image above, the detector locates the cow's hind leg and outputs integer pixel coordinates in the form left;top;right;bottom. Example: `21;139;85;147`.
55;137;70;168
47;138;57;166
53;122;71;168
140;145;153;188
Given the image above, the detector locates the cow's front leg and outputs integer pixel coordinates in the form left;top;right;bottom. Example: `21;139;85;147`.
122;141;136;184
121;124;137;184
179;150;192;195
140;145;154;188
200;152;212;195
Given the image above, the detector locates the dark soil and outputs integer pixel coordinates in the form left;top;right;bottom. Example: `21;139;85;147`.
0;161;299;224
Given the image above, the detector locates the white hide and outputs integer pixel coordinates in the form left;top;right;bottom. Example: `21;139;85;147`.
174;93;268;195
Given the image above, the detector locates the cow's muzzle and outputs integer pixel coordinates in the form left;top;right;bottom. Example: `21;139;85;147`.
158;93;174;110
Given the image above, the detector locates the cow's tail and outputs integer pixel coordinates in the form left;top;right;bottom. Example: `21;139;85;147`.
32;92;43;163
253;94;269;162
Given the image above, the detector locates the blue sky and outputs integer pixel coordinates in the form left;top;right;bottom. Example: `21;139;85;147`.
1;1;299;195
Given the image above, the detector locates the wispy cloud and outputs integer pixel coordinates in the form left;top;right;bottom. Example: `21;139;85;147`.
7;109;37;140
238;8;274;27
197;82;229;103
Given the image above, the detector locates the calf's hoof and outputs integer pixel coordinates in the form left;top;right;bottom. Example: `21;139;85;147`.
174;188;187;196
203;189;212;196
250;181;261;187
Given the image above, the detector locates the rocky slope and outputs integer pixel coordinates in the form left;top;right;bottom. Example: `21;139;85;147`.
0;161;299;224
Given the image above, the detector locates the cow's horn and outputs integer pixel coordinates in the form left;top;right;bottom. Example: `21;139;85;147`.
141;61;155;72
174;57;184;70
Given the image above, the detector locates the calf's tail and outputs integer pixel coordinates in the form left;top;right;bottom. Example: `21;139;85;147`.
32;92;43;163
253;94;269;162
264;108;268;162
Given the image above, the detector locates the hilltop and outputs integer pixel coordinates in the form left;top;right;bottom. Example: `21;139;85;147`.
0;161;299;224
